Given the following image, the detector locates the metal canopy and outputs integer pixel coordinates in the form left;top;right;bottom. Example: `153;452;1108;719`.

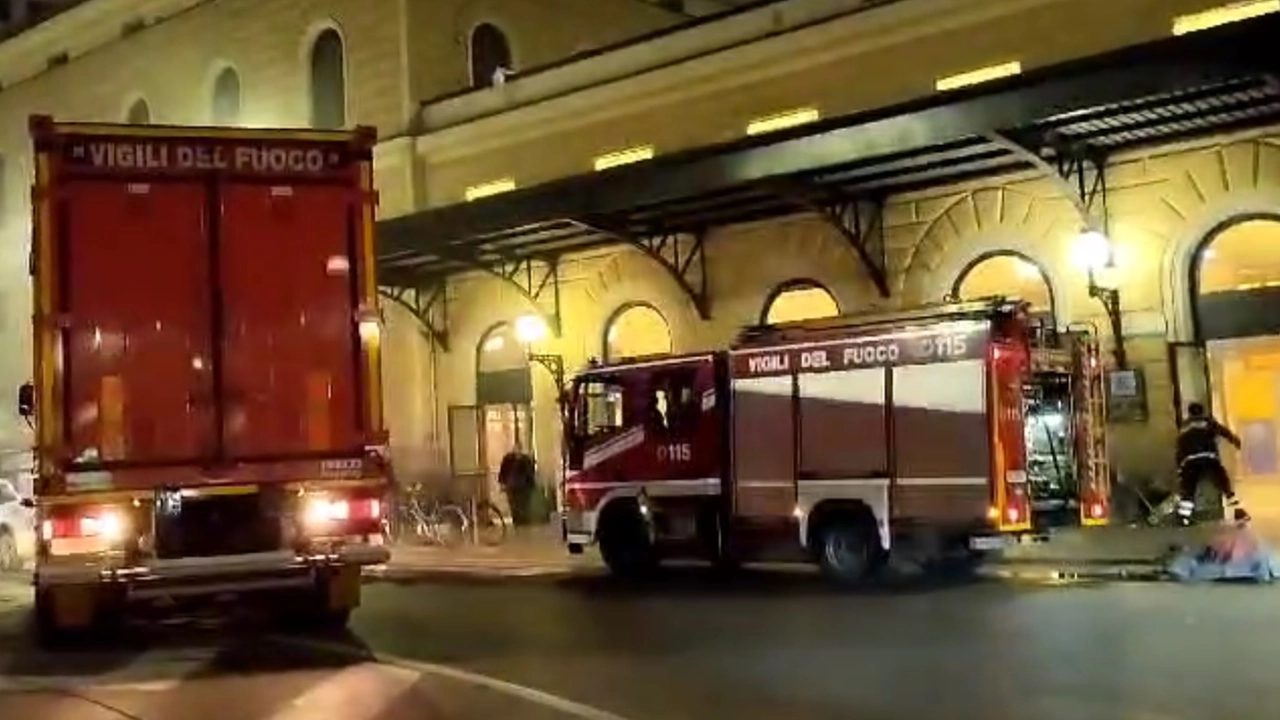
380;13;1280;325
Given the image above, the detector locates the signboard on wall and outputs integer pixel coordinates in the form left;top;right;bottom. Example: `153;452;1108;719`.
1107;367;1149;423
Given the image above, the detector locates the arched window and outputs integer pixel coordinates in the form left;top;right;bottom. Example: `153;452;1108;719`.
126;98;151;124
309;28;347;129
1197;219;1280;297
477;322;529;375
211;67;242;125
762;280;840;325
953;252;1054;320
604;304;672;362
469;23;513;88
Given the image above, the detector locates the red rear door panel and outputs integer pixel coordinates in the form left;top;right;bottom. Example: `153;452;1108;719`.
62;180;214;465
219;183;362;460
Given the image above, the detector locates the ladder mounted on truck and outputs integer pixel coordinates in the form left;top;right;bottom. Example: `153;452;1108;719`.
1070;324;1111;526
736;296;1028;346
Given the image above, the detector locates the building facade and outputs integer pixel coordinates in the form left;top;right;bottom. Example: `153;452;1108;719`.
0;0;687;457
378;0;1280;524
2;0;1279;521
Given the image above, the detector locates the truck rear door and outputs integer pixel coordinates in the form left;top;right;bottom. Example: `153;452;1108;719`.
62;180;215;465
220;183;363;460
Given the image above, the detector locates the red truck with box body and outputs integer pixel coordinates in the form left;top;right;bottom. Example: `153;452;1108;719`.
561;299;1110;583
19;116;391;638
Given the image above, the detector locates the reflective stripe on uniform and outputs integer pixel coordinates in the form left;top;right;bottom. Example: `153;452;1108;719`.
1179;451;1218;465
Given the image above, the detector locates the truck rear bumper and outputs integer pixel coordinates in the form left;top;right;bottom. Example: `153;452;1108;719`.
35;545;390;600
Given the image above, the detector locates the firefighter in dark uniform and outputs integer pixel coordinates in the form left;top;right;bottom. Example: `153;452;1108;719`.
1175;402;1243;526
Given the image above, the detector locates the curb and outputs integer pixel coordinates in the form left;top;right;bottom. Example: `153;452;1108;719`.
363;564;586;585
980;564;1170;583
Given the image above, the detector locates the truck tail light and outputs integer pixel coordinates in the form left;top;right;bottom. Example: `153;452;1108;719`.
1080;486;1109;526
301;494;382;535
41;506;129;542
40;505;134;556
999;481;1031;531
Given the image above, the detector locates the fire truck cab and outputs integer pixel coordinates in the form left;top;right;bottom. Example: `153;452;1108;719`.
561;298;1110;584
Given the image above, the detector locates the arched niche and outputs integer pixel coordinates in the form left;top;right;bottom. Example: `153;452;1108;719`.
309;28;347;129
603;303;673;362
761;279;840;325
469;22;514;88
126;98;151;124
211;66;242;125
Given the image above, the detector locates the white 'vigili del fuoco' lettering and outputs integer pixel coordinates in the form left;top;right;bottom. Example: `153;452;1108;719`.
80;142;332;173
842;342;900;366
746;354;788;373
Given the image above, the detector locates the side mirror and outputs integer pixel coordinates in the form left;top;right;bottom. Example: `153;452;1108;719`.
19;498;34;509
17;382;34;418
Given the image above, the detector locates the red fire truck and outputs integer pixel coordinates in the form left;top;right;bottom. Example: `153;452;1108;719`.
19;117;391;639
561;298;1110;584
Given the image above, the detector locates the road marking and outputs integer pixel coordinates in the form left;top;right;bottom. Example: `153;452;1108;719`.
276;636;634;720
267;663;420;720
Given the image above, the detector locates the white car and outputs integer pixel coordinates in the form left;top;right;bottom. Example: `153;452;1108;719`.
0;478;33;573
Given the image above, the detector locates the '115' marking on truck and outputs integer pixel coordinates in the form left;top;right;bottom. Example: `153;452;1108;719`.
657;443;692;462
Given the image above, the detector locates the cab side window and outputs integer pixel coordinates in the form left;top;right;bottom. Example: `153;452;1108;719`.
649;369;698;435
0;481;17;504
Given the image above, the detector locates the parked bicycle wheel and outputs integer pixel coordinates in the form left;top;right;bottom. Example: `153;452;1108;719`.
397;498;433;543
431;504;468;548
474;501;508;546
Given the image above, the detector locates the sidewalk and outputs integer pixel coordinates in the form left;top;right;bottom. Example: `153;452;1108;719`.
371;525;592;582
375;522;1221;582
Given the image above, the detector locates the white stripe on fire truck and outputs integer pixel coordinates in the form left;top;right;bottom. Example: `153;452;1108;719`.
737;477;986;488
564;478;720;490
582;426;646;469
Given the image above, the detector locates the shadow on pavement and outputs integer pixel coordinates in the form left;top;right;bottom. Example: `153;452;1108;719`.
0;598;378;685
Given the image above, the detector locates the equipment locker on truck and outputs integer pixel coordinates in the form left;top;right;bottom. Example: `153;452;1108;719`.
18;116;391;641
561;298;1111;584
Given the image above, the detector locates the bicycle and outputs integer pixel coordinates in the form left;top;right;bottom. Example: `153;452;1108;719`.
397;491;468;548
394;485;509;547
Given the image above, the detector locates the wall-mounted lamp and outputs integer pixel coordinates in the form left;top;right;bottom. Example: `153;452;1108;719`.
1072;230;1126;368
515;313;565;391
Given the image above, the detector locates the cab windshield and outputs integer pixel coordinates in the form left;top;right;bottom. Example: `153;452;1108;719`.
571;379;626;442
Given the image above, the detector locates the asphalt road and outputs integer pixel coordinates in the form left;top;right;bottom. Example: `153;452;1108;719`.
1;569;1278;720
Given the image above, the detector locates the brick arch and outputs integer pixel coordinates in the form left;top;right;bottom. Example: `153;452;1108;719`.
1155;139;1280;342
898;185;1078;320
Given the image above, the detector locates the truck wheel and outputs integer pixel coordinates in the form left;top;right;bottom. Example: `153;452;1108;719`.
34;590;61;647
598;502;658;579
816;517;884;587
0;529;20;573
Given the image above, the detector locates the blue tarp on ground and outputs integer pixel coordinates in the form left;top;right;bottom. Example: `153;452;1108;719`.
1166;541;1280;583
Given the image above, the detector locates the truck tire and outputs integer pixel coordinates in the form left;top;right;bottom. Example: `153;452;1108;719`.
598;501;658;579
0;529;20;573
33;590;63;648
815;517;885;587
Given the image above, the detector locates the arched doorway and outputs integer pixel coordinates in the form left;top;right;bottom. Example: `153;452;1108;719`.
952;251;1055;323
458;323;534;517
761;280;840;324
1191;217;1280;518
603;303;672;362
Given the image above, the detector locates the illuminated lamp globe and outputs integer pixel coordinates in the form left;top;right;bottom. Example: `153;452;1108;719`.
1072;230;1113;272
514;314;549;345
